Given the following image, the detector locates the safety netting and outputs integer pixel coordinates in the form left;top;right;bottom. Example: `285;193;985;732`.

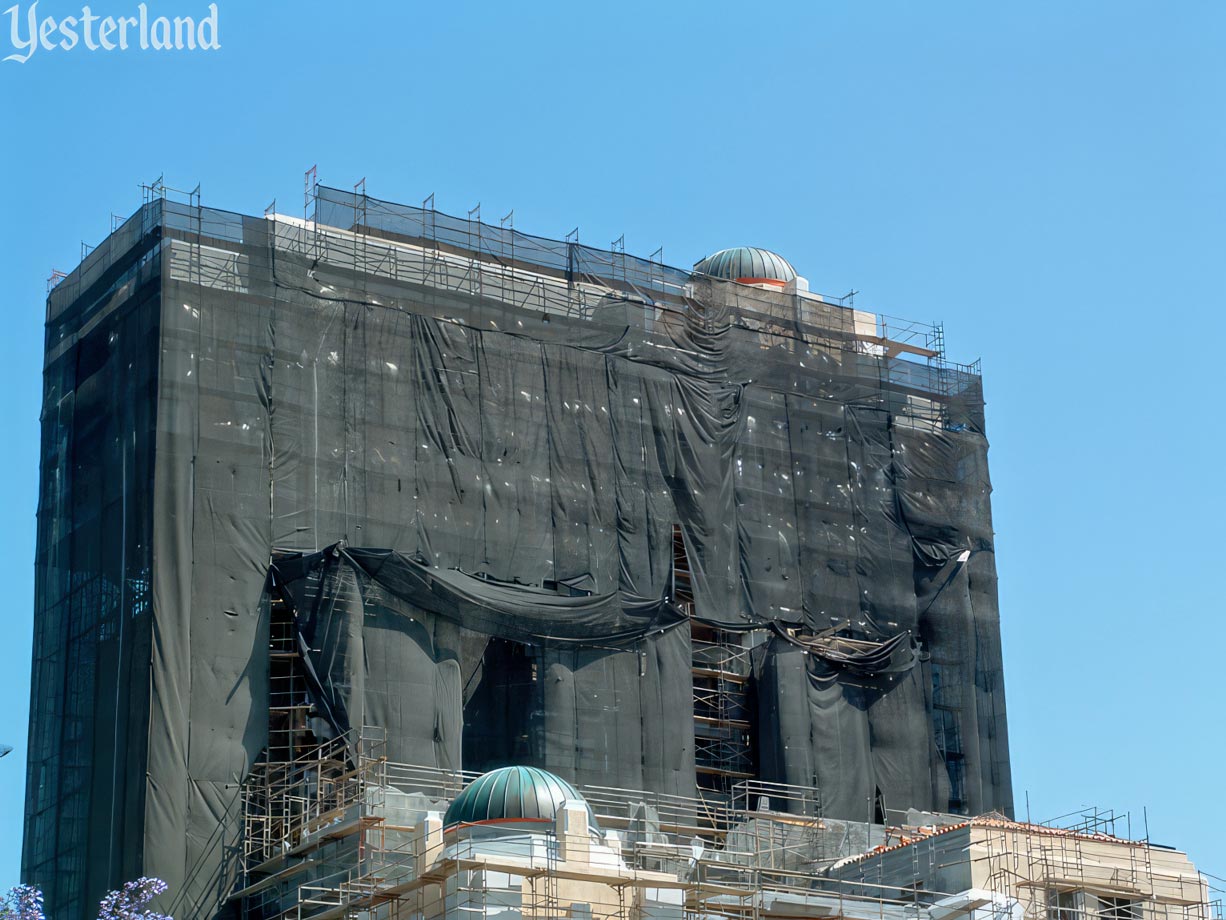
24;186;1011;919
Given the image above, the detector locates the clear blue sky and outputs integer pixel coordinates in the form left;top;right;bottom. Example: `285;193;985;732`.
1;0;1223;900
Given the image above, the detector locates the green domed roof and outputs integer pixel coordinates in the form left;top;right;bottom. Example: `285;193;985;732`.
443;766;601;834
693;247;797;286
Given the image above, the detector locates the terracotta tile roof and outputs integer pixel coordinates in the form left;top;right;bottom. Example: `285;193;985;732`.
836;813;1137;867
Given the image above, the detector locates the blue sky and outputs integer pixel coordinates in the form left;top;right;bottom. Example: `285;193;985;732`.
0;0;1223;899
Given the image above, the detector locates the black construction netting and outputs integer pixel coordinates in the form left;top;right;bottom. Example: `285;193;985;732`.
24;188;1011;919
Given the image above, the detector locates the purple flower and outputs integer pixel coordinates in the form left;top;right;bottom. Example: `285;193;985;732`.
0;885;45;920
95;878;172;920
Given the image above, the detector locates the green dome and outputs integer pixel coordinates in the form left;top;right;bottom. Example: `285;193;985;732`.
443;766;601;834
693;247;796;287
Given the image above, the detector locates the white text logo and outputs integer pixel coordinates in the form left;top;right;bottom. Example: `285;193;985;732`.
4;2;220;63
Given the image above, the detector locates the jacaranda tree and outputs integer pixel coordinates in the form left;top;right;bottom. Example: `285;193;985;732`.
95;878;172;920
0;885;43;920
0;878;173;920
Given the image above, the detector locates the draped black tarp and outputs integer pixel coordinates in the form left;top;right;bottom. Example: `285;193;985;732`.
25;192;1012;920
340;546;681;642
271;544;695;790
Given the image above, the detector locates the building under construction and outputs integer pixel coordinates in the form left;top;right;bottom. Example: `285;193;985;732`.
25;178;1014;918
228;735;1211;920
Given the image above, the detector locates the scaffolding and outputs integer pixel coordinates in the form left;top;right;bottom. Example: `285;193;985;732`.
691;627;754;796
232;727;1216;920
672;525;756;799
30;175;1010;920
235;736;915;920
273;183;985;426
267;588;316;763
830;813;1213;920
975;817;1199;920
